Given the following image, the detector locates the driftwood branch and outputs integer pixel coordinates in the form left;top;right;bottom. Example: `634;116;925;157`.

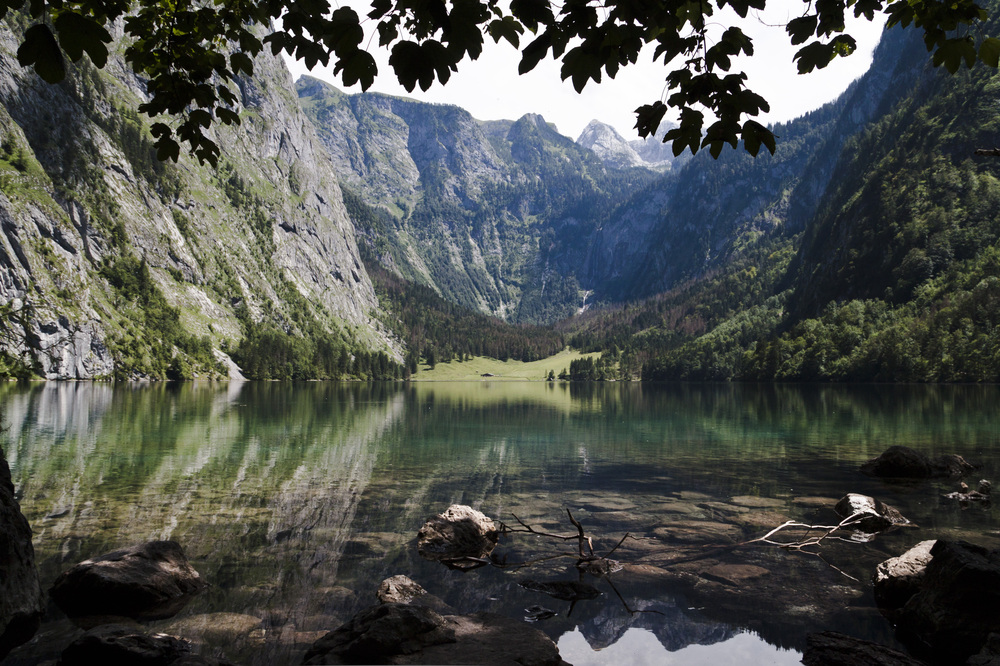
747;512;866;552
975;148;1000;157
743;512;869;582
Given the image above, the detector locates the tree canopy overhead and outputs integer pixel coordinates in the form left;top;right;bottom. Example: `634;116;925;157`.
3;0;997;166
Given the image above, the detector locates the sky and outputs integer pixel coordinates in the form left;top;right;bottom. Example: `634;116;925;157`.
283;3;890;142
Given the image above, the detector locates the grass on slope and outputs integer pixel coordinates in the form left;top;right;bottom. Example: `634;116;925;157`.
411;349;600;381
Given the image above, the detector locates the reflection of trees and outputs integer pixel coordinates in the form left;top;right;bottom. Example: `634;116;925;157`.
3;382;407;665
3;382;999;663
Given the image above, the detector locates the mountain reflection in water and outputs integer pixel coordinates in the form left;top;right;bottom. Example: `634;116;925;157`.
3;381;998;664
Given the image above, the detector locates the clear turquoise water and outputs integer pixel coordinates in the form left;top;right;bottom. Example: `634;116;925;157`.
3;381;998;664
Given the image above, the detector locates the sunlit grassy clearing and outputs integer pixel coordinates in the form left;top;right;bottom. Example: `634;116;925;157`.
410;349;601;381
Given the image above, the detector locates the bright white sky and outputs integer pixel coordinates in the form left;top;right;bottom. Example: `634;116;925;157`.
283;2;889;141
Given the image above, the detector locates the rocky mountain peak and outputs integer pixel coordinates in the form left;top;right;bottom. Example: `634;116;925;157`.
576;119;681;172
576;120;645;169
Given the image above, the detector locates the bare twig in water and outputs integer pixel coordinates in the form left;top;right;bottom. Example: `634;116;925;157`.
742;512;870;582
747;513;866;551
503;514;581;541
566;509;595;558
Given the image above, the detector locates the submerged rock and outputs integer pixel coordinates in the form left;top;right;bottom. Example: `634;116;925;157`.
377;575;428;605
834;494;910;533
58;624;193;666
0;445;43;659
417;505;499;567
875;540;1000;663
519;579;602;602
50;540;206;620
802;631;925;666
303;602;570;665
861;446;975;478
943;479;992;505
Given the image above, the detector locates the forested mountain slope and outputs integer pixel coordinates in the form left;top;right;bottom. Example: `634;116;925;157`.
0;22;390;380
297;77;657;324
573;20;1000;383
583;25;929;304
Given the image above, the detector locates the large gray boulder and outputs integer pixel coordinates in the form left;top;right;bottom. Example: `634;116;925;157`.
50;540;206;620
873;540;936;609
875;540;1000;663
861;446;975;478
302;602;570;665
0;445;43;658
417;505;498;567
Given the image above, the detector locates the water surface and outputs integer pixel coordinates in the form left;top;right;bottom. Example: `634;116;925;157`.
3;382;998;664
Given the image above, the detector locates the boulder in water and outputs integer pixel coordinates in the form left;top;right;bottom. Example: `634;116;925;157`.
875;540;1000;663
861;446;974;478
834;493;910;533
50;540;206;620
417;505;498;567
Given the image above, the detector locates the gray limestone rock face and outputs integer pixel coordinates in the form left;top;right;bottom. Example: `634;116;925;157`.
576;120;645;170
50;540;206;620
0;445;43;659
0;24;388;379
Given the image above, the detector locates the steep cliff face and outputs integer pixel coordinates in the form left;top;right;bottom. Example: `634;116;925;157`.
585;25;927;302
0;24;382;379
298;77;656;323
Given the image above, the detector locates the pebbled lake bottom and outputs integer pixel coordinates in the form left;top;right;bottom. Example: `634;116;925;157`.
3;381;998;664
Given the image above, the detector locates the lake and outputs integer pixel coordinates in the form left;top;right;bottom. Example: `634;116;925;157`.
3;381;998;664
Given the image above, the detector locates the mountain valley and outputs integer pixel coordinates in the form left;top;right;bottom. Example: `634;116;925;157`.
0;16;999;382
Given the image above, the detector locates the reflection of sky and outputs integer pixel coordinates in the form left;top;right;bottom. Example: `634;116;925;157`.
558;628;802;666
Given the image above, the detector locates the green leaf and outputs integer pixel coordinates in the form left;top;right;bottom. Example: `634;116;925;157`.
216;107;240;125
933;37;976;74
793;41;834;73
54;11;111;67
230;51;254;76
786;15;818;46
368;0;392;19
510;0;553;32
741;119;775;156
980;37;1000;68
18;24;65;83
634;101;666;139
336;49;377;90
488;16;523;48
518;32;552;74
